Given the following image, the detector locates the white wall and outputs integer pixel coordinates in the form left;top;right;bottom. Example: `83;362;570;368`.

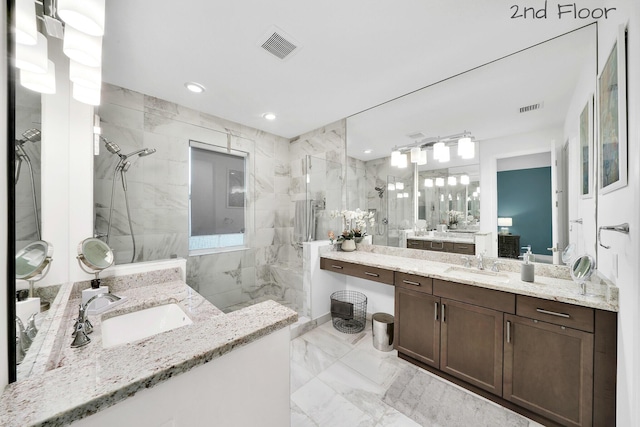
594;1;640;424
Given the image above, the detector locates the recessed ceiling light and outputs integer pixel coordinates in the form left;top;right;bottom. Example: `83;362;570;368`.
262;112;276;121
364;149;372;154
184;82;205;93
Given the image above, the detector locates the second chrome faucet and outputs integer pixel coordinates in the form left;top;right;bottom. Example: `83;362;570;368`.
71;293;122;348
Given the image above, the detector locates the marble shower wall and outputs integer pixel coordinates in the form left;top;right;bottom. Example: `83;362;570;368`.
15;89;42;250
96;83;303;313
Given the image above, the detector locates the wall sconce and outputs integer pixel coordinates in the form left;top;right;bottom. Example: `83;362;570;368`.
460;175;470;185
435;177;444;187
498;217;513;234
447;176;456;186
390;149;401;166
439;145;450;163
398;154;408;168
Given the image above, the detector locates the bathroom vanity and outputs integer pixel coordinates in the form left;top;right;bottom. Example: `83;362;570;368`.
0;266;297;426
321;247;617;427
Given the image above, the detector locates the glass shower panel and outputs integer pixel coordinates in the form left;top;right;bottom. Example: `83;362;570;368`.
387;175;413;247
305;156;343;241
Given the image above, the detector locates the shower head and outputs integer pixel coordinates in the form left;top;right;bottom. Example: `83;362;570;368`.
138;148;156;157
120;161;131;173
103;137;122;156
16;128;41;145
375;186;385;197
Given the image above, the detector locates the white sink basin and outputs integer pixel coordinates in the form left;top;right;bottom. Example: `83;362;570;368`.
444;266;510;283
102;303;193;348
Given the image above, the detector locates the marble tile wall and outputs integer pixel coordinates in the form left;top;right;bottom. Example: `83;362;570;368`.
96;83;323;314
15;90;42;250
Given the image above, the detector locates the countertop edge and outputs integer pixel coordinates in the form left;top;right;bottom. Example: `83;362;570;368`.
321;251;619;312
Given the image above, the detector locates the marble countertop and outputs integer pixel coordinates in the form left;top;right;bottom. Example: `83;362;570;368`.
1;272;297;427
321;250;618;312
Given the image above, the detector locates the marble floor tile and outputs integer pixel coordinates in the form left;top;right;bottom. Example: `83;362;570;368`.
291;318;540;427
292;378;375;427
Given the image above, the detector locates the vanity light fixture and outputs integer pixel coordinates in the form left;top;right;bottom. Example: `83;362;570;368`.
448;176;456;186
460;174;470;185
185;82;206;93
398;153;408;168
435;177;445;187
433;142;445;161
403;192;409;198
417;149;427;165
387;183;395;191
396;182;405;190
424;178;433;187
72;82;101;106
69;60;101;89
458;136;475;159
20;60;56;94
15;31;48;73
364;149;372;154
410;147;421;163
476;187;480;194
472;191;478;197
262;112;277;120
57;0;106;37
397;193;403;199
439;145;450;163
63;25;102;67
16;0;38;45
390;149;401;166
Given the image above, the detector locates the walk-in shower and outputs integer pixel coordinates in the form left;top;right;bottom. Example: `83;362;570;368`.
374;185;387;236
15;129;42;240
101;136;156;263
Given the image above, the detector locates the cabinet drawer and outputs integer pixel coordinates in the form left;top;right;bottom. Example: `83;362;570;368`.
453;242;475;255
395;272;433;294
516;295;594;333
407;239;424;250
424;241;455;252
433;279;515;313
320;258;394;285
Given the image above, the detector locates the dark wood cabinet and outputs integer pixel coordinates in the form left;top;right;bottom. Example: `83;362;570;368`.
394;286;440;368
407;239;475;255
321;255;617;427
504;313;594;427
498;234;520;258
440;298;504;395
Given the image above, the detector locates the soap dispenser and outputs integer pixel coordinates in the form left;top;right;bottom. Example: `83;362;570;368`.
520;245;535;282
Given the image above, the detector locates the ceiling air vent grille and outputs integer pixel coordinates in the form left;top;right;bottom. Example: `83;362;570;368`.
519;102;544;113
259;28;299;60
407;131;426;139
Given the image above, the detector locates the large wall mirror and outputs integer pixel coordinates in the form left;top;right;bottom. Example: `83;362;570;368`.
347;24;598;265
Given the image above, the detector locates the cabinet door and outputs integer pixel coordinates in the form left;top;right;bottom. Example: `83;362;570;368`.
440;298;504;395
394;287;440;368
504;314;593;427
407;239;424;250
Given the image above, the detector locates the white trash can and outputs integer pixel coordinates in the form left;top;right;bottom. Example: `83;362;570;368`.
372;312;394;352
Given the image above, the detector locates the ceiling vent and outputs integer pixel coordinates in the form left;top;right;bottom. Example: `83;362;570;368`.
407;131;426;139
258;26;301;61
519;102;544;113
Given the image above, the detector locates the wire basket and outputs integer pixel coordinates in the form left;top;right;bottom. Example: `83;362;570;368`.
330;290;367;334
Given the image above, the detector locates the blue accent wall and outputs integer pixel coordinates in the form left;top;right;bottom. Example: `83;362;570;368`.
497;167;552;256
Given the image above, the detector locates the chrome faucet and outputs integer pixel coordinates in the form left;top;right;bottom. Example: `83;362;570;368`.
71;293;121;348
476;252;485;270
460;256;471;268
16;316;33;353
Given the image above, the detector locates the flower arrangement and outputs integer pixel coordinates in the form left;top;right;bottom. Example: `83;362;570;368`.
328;209;375;243
447;210;465;225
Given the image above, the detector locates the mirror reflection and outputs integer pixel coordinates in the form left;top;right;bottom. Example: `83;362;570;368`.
347;25;597;264
14;86;41;250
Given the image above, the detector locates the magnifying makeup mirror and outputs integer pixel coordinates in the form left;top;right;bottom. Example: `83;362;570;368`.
561;243;576;266
77;238;114;287
570;254;595;296
15;240;54;297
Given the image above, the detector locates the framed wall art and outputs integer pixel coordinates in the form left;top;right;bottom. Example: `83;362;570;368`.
580;96;593;198
598;25;627;194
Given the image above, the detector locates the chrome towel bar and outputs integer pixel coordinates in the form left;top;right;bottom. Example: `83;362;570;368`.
598;223;630;249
